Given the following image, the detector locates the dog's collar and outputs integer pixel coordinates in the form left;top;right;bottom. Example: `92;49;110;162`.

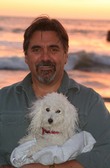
42;127;60;135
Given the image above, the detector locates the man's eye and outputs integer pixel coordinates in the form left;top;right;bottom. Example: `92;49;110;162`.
52;48;58;51
33;48;41;53
46;108;50;112
50;47;59;53
31;46;42;54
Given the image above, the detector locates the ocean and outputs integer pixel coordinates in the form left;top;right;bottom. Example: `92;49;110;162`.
0;16;110;111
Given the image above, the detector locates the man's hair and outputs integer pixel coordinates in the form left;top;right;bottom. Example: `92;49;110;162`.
23;16;69;54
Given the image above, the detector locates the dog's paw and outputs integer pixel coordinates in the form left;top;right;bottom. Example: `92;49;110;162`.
26;145;40;158
26;150;34;158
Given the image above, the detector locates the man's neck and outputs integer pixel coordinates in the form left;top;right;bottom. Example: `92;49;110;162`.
32;80;61;98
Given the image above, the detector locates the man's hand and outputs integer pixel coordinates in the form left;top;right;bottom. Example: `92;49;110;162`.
56;160;84;168
0;166;14;168
21;160;84;168
21;163;48;168
0;160;84;168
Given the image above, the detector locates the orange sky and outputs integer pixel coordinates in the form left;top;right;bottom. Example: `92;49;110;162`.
0;0;110;20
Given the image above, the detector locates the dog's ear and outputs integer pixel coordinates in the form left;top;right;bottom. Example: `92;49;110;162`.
28;99;43;135
63;102;78;138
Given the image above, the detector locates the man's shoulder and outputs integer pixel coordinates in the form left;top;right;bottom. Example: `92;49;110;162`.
0;73;31;94
69;77;100;102
0;82;20;96
69;77;93;92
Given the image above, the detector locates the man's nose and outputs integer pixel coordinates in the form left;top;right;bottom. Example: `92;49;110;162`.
42;48;50;60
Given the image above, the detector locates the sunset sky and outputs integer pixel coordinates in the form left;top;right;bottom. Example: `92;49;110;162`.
0;0;110;20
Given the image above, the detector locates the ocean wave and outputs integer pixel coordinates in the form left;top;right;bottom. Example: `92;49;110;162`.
12;28;24;33
65;51;110;72
0;27;25;33
0;51;110;72
0;40;22;48
0;27;4;31
69;28;105;35
0;56;28;70
0;27;106;37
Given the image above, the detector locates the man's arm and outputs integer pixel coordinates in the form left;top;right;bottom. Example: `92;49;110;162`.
20;160;84;168
0;166;14;168
56;160;84;168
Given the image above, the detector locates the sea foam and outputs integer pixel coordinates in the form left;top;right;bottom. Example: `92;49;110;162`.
0;51;110;72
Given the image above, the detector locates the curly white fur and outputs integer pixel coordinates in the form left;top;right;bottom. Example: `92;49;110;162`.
19;92;78;157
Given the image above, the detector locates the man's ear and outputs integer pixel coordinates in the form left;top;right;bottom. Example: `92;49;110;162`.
64;52;68;64
25;55;28;64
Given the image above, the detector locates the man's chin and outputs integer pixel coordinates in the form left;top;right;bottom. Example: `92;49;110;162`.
37;74;56;84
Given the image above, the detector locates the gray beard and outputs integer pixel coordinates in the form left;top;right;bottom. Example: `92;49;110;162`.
37;72;56;84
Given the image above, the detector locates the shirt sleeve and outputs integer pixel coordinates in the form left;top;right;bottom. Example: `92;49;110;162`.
75;92;110;168
0;156;8;166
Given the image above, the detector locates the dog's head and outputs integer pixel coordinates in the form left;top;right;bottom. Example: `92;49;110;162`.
28;92;78;138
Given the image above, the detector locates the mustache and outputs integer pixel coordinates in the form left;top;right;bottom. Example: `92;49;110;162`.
36;61;56;68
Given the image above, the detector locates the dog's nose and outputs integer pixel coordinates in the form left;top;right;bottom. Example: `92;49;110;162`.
48;118;53;124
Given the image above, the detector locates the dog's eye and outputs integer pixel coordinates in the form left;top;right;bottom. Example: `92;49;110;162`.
56;110;61;113
46;108;50;112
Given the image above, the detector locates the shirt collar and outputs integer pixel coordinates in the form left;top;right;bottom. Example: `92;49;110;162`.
16;73;36;102
16;71;80;97
58;71;80;95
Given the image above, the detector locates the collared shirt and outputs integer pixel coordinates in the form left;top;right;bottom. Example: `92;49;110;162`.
0;71;110;167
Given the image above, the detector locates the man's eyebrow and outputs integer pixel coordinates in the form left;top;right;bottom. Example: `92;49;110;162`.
31;45;41;49
31;44;60;49
49;44;60;48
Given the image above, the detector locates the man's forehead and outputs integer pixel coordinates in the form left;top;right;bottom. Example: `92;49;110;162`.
31;30;59;40
30;32;61;45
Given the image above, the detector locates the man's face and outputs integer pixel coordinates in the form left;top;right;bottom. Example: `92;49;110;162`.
25;31;68;85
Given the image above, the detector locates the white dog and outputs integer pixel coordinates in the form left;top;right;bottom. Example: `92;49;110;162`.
19;92;78;157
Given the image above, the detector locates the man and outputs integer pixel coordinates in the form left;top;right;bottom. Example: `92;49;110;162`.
0;16;110;168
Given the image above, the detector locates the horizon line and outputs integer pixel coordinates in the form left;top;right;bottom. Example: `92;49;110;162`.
0;14;110;22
